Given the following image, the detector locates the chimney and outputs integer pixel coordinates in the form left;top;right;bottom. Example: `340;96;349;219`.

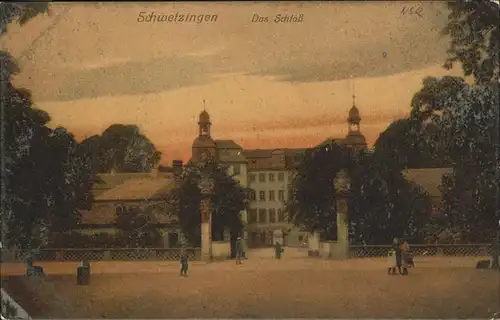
172;160;183;179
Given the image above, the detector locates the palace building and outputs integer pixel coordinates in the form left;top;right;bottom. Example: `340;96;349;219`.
188;96;368;248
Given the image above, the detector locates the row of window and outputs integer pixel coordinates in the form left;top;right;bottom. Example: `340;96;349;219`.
248;190;285;202
249;172;285;183
248;208;286;224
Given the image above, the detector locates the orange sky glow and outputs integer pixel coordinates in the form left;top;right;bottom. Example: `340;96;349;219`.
1;2;465;164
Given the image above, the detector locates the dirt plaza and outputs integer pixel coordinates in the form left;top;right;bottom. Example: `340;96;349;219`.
1;252;499;318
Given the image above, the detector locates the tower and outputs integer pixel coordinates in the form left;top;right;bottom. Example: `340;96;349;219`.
347;95;361;133
192;105;216;163
198;109;211;137
344;94;367;151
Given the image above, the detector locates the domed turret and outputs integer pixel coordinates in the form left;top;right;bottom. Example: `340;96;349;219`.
345;95;367;150
347;105;361;124
198;110;210;124
192;109;216;163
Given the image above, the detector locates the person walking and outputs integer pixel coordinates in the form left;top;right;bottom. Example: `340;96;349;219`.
400;239;410;275
235;236;243;264
274;241;284;260
392;237;403;275
387;248;398;275
180;250;189;277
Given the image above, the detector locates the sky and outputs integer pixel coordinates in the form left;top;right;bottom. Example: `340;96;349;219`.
1;1;465;164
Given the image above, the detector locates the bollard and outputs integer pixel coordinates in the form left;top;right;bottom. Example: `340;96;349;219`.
76;260;90;285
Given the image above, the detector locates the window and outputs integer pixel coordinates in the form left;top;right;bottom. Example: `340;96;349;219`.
249;174;256;183
248;209;257;223
269;208;276;223
259;191;266;201
233;164;241;175
278;208;285;222
278;190;285;201
248;189;256;201
259;173;266;182
269;173;275;181
258;209;267;223
278;172;285;181
269;190;275;201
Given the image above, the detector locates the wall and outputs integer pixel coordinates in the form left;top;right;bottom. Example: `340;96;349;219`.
246;167;305;246
228;161;249;228
211;241;231;260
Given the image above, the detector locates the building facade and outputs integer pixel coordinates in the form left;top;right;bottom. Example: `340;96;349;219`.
189;98;367;248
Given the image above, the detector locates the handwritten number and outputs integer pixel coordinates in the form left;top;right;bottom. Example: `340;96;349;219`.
401;5;423;18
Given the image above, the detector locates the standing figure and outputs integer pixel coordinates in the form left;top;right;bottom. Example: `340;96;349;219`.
400;239;410;275
387;248;398;275
235;237;243;264
392;237;403;275
274;241;284;260
241;236;248;260
180;250;189;277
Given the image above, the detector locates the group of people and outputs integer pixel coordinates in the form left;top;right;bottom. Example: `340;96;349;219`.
179;237;285;276
388;237;414;275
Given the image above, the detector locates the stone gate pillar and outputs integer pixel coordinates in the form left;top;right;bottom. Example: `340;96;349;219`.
334;169;350;259
200;197;212;261
335;198;349;259
199;169;215;262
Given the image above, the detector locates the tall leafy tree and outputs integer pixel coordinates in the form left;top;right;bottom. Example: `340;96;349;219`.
286;144;351;240
1;56;94;249
348;151;431;245
81;124;161;173
442;0;499;85
1;4;95;249
173;161;247;246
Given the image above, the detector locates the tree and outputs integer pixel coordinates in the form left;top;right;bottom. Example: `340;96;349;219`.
286;143;351;240
115;206;161;248
348;151;431;245
442;0;499;85
373;119;449;169
1;57;94;249
1;4;95;249
0;3;50;34
81;124;162;173
432;83;498;243
174;161;247;246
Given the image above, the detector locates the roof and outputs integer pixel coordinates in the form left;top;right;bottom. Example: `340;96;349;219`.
317;137;346;148
348;105;361;123
92;172;155;196
79;206;179;225
94;176;175;201
243;149;275;158
402;168;453;197
215;140;243;149
198;110;210;123
192;136;216;148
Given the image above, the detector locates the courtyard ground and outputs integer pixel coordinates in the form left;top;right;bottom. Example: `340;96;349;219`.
1;249;499;318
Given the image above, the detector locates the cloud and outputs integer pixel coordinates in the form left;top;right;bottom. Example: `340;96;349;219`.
8;1;451;102
16;55;220;102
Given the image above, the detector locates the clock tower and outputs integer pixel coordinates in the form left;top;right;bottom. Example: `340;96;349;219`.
192;110;216;163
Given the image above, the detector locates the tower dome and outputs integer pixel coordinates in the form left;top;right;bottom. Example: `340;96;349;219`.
347;105;361;124
199;110;211;124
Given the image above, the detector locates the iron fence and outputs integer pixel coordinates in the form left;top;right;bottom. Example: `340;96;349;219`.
0;248;201;263
349;244;492;258
0;244;493;262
